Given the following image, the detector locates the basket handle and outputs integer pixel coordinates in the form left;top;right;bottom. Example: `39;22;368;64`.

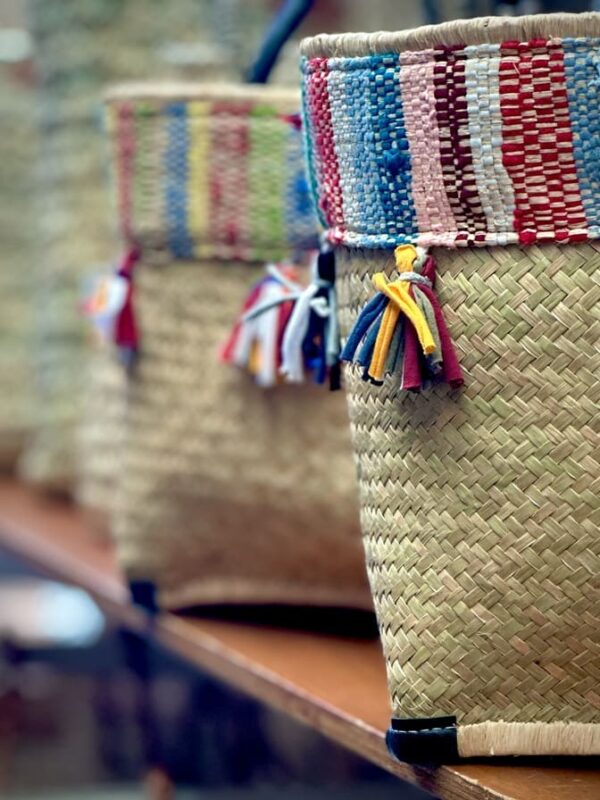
245;0;315;84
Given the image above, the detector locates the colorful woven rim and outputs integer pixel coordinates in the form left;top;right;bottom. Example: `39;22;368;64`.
105;83;319;263
300;15;600;249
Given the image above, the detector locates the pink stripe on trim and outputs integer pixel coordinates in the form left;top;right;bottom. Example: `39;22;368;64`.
400;50;457;244
210;101;252;260
306;58;345;232
227;101;252;261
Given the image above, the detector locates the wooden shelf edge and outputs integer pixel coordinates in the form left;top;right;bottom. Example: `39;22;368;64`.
0;479;598;800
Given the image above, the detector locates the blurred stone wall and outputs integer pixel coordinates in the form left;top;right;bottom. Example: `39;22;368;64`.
0;25;37;468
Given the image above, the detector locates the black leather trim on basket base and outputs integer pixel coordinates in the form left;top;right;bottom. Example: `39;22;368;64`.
386;716;459;764
129;580;158;614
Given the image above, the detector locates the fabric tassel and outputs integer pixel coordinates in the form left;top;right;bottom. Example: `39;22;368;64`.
280;245;341;389
113;248;140;370
341;244;463;391
223;246;342;389
220;264;303;388
82;247;139;370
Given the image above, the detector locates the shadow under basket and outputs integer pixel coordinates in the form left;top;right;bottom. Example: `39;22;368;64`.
301;13;600;760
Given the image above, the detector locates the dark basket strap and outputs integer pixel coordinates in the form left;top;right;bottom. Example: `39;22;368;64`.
246;0;314;83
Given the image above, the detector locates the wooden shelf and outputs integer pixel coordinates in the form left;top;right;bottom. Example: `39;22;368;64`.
0;478;598;800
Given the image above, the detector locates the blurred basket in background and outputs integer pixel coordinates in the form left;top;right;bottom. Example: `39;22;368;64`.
301;13;600;760
20;0;243;514
104;83;369;610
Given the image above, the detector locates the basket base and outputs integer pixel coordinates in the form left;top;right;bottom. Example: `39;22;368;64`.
387;717;600;762
159;577;374;614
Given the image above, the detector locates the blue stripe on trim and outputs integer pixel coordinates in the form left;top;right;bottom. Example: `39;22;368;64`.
284;124;319;251
165;102;193;259
563;38;600;237
366;54;417;242
328;57;386;236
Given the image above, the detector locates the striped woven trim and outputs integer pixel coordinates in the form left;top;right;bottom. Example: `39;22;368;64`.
301;37;600;248
106;98;318;263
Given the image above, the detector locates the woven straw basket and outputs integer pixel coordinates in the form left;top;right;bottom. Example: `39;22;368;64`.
105;83;369;610
22;0;233;500
301;13;600;760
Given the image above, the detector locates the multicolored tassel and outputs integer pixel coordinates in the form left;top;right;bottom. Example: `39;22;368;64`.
220;264;303;388
222;246;341;389
81;248;139;370
341;244;463;391
280;246;340;389
82;272;128;344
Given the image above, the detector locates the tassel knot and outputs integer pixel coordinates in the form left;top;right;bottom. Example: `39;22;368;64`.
341;244;463;392
396;272;432;289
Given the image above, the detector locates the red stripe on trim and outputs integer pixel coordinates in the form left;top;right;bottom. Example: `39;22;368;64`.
306;58;345;232
210;101;252;260
433;47;487;243
499;39;586;244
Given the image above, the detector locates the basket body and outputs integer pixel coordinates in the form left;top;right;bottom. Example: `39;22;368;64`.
116;259;367;609
301;15;600;759
107;85;368;610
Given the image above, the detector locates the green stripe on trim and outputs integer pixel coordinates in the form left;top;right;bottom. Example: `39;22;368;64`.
133;101;161;240
248;105;287;262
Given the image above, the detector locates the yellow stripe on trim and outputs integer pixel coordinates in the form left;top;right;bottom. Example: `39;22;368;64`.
187;101;212;261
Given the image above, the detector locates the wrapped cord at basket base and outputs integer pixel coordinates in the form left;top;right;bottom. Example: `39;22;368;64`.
336;243;600;760
114;259;370;611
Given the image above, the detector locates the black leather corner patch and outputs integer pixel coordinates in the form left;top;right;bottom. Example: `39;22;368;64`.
128;580;158;614
386;716;459;764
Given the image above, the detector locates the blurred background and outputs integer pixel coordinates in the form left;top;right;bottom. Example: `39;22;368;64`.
0;0;592;798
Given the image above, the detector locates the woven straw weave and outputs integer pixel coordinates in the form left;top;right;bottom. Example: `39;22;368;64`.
302;14;600;758
76;347;126;533
337;242;599;722
115;259;368;609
